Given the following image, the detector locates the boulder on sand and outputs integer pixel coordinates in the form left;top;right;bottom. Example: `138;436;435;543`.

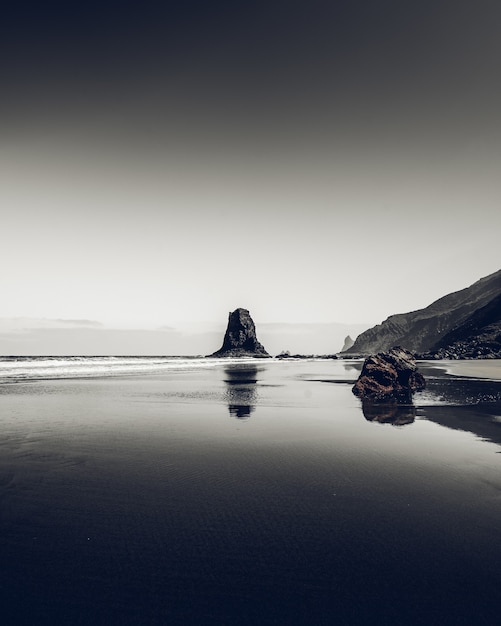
352;346;425;402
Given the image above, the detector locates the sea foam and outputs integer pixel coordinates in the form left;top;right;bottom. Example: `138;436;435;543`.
0;356;255;383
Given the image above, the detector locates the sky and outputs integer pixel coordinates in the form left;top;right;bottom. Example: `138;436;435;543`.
1;1;500;354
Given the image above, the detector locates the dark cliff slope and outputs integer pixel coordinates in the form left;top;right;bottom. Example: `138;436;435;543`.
344;269;501;355
423;291;501;358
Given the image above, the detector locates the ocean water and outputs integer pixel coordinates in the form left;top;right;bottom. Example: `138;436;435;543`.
1;357;501;625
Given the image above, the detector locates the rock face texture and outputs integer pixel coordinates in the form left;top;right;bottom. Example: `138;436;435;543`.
210;308;271;358
421;292;501;359
344;269;501;356
352;347;426;402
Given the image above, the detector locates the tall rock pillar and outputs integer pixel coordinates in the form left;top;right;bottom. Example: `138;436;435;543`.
210;308;270;358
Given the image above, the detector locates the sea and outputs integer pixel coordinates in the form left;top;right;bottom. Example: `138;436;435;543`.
1;356;501;625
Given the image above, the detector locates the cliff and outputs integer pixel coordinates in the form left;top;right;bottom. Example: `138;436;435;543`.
344;269;501;356
422;291;501;359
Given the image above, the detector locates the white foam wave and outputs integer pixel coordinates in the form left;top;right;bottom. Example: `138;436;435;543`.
0;356;242;382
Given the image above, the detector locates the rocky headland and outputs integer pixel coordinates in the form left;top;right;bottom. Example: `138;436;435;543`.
209;308;271;358
344;269;501;359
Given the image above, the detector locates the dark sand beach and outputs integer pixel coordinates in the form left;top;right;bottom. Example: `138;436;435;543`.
1;358;501;625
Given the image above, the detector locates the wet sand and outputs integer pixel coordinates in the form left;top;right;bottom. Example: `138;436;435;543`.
0;359;500;625
433;359;501;380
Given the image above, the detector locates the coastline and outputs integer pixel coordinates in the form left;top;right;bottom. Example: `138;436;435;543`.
1;355;500;384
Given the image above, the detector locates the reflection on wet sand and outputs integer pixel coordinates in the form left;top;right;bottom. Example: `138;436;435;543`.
224;364;262;419
417;376;501;446
361;400;416;426
356;371;501;442
342;360;363;376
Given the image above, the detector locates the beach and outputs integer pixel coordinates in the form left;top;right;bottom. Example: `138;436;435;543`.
433;359;501;380
1;358;501;625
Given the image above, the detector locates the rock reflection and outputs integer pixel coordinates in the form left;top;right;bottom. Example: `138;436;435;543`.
361;400;416;426
224;364;261;419
416;376;501;446
342;360;363;374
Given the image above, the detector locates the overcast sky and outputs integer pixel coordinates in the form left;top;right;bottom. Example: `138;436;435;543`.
1;1;500;353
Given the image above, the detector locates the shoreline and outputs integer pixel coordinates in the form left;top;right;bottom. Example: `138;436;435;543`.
0;355;500;384
420;359;501;381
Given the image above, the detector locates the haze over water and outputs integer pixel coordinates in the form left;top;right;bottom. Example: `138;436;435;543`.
1;358;501;624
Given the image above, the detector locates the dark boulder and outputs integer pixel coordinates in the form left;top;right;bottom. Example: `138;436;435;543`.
352;346;425;402
209;308;270;358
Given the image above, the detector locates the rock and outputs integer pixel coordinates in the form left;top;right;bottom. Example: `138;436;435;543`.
275;351;308;359
341;335;354;352
352;346;425;402
276;350;291;359
209;308;271;358
275;352;337;359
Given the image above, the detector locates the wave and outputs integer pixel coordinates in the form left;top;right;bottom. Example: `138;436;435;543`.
0;356;257;383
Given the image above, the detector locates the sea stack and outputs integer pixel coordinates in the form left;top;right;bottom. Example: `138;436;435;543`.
341;335;355;352
210;308;271;358
352;346;426;402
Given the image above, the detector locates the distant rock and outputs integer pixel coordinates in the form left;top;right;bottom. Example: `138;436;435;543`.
275;351;337;360
344;269;501;356
209;308;271;358
341;335;354;352
276;350;291;359
352;347;426;402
